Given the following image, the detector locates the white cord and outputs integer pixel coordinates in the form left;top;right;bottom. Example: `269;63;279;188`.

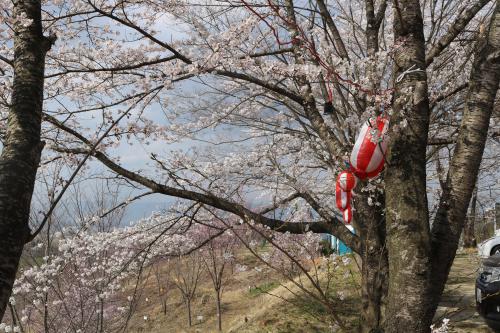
396;64;424;83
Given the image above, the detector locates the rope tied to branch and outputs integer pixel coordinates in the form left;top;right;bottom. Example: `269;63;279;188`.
396;64;425;83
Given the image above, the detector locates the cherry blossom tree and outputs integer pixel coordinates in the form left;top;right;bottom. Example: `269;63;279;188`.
151;259;172;316
197;222;237;332
0;212;194;333
170;252;203;328
0;1;498;333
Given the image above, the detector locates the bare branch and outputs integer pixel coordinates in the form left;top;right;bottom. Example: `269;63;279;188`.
426;0;491;66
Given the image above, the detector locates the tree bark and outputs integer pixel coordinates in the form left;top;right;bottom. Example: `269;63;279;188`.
0;0;53;320
315;0;350;60
425;0;491;66
463;186;478;248
216;288;222;331
383;0;432;332
186;298;192;327
353;190;388;333
353;4;389;331
427;0;500;321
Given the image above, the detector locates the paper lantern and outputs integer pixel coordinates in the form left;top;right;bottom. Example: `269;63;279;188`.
335;182;351;211
350;116;389;180
343;206;352;224
337;171;357;192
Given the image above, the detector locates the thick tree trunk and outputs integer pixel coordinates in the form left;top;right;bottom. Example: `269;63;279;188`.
359;244;387;333
463;186;478;248
353;4;389;331
0;0;52;320
353;190;388;333
427;0;500;321
384;0;432;332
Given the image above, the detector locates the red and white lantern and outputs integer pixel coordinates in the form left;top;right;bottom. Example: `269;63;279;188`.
349;116;389;180
343;206;352;224
337;171;357;192
335;182;351;211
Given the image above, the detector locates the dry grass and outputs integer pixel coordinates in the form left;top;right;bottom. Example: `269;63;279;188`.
125;248;357;333
124;249;493;333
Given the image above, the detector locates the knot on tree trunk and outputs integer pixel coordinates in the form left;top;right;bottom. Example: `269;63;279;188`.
41;33;57;53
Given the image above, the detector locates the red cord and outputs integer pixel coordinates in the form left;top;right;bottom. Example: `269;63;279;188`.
240;0;395;99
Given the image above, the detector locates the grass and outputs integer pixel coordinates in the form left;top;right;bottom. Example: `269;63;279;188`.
123;249;493;333
125;248;346;333
248;282;280;297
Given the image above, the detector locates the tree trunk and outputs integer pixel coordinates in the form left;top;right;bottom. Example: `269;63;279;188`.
186;298;192;327
427;0;500;321
0;0;53;320
353;190;388;333
216;289;222;331
359;243;387;333
353;4;389;331
384;0;432;332
463;186;478;248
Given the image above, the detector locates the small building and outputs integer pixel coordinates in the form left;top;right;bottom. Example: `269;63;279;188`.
322;225;355;255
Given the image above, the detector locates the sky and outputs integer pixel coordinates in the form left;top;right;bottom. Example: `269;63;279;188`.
31;8;200;226
4;1;500;230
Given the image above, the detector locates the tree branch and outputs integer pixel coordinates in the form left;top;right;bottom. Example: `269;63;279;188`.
315;0;350;60
214;69;304;104
86;0;192;64
0;55;13;67
45;55;178;78
45;114;361;253
430;83;468;108
258;192;301;214
426;0;491;66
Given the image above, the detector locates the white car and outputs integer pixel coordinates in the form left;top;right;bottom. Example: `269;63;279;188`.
478;232;500;257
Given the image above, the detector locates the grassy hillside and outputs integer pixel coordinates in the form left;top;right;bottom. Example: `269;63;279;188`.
125;250;493;333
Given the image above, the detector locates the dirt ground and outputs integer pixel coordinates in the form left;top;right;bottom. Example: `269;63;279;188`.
436;252;493;333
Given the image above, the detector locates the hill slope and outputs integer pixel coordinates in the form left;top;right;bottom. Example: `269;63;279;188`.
126;251;492;333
